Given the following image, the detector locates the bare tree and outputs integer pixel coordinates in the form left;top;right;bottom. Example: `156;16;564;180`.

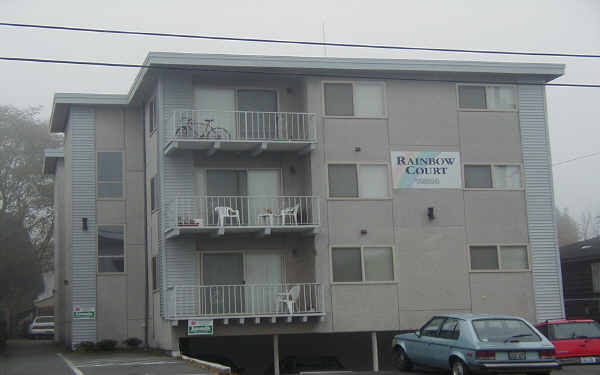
557;208;580;246
580;210;600;240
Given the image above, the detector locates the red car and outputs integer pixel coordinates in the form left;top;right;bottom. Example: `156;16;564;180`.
535;319;600;365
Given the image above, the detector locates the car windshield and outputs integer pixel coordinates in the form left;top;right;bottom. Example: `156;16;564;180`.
472;319;540;343
551;322;600;340
36;317;54;323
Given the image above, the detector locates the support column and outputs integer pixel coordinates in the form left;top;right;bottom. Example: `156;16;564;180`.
274;334;280;375
371;331;379;372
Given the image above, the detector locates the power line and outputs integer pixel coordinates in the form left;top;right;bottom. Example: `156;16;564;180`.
1;56;599;88
553;151;600;167
1;22;600;59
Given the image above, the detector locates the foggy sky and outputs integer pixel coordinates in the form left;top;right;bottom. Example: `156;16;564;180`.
1;0;598;226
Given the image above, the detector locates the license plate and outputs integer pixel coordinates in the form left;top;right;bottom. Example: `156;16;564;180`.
508;352;526;360
581;357;598;364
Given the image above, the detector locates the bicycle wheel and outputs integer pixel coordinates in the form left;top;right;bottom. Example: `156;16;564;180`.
208;127;231;140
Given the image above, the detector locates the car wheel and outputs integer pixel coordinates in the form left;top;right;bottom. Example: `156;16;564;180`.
451;359;470;375
393;347;413;371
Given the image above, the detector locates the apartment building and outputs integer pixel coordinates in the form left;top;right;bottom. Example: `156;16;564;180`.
45;52;565;370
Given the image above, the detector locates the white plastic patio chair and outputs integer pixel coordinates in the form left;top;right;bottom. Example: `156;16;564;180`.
215;206;241;227
277;204;300;225
277;285;301;314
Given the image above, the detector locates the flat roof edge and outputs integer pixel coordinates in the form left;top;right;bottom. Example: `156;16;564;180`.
146;52;565;78
43;148;64;175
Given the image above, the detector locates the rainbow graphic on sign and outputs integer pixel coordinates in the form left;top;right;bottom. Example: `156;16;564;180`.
391;151;461;189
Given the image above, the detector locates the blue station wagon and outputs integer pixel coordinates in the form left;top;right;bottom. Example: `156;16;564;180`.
392;314;560;374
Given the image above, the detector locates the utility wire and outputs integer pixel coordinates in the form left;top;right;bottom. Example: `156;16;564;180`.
1;56;599;88
553;151;600;167
1;22;600;59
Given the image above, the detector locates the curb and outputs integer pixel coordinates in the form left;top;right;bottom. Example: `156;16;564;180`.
181;354;232;375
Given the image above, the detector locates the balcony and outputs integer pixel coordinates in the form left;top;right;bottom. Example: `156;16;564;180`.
164;110;317;156
165;195;320;238
166;283;324;323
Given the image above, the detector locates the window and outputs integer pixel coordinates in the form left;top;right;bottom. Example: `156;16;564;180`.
472;319;540;342
470;245;528;271
98;225;125;273
149;97;156;133
591;263;600;293
464;164;521;189
332;246;394;282
324;82;385;117
550;321;600;340
328;164;389;198
97;152;123;198
421;317;446;337
151;256;158;290
150;176;158;211
464;165;492;188
439;318;461;340
458;85;516;110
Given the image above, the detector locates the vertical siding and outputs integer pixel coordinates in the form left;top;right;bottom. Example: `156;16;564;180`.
70;106;97;345
519;85;565;321
158;72;197;317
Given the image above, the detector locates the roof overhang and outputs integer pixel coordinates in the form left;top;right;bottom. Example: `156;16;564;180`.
49;52;566;133
43;148;64;175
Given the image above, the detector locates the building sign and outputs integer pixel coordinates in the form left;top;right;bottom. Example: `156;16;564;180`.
73;305;96;320
391;151;461;189
188;319;213;335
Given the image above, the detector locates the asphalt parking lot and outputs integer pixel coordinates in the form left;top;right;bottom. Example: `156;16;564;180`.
1;340;599;375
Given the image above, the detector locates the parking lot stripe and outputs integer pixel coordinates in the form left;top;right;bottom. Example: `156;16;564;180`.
77;360;179;367
57;353;86;375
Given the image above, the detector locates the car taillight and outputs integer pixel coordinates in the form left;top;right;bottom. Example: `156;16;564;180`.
476;351;496;360
33;325;41;329
539;349;555;359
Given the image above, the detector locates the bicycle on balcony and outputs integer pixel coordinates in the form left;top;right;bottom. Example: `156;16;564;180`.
175;118;232;139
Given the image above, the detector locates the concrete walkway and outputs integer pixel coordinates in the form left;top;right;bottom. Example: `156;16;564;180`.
0;340;73;375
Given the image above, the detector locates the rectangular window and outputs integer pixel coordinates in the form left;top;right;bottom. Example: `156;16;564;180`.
332;246;394;283
591;263;600;293
98;152;123;198
151;256;158;290
464;165;492;188
470;245;529;271
493;165;521;189
500;246;529;269
150;176;158;211
149;97;156;133
464;164;522;189
328;164;389;198
98;225;125;273
458;85;516;110
324;82;385;117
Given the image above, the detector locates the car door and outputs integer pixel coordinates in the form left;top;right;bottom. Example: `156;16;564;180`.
429;318;461;369
411;317;446;366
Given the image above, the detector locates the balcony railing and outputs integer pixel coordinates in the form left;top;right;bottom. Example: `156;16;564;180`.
165;195;320;237
165;110;317;155
166;283;325;321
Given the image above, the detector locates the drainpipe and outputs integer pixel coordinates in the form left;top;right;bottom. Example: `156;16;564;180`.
142;106;150;349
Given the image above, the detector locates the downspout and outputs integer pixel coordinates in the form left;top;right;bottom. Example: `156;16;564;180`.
142;106;150;349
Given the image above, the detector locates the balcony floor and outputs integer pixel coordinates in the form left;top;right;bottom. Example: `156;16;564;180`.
164;138;315;156
165;224;319;239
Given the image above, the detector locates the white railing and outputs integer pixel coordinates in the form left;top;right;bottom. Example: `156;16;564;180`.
166;283;324;319
166;195;320;230
169;110;316;142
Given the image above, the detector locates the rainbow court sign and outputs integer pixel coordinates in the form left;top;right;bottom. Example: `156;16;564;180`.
391;151;461;189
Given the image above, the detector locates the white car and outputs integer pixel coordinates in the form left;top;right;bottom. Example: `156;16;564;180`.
28;316;54;339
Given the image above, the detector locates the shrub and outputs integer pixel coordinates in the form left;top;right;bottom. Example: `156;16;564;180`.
75;341;96;352
123;337;142;349
96;339;118;351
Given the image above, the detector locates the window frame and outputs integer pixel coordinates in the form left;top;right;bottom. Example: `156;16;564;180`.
468;244;531;272
148;96;157;134
97;224;126;274
150;175;158;212
327;162;392;200
322;81;387;118
463;163;524;190
198;250;287;286
96;151;125;200
151;255;158;291
456;83;518;112
330;245;396;284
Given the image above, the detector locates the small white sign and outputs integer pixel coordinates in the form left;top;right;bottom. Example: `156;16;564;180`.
73;305;96;320
391;151;462;189
188;319;213;335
